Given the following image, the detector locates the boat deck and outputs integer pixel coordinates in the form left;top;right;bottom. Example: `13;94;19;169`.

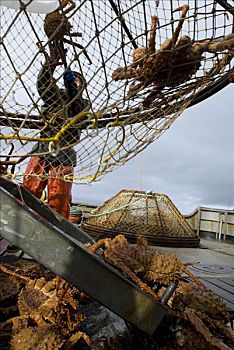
155;238;234;311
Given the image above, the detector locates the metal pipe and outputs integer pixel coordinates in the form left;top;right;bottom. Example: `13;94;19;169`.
216;0;234;16
108;0;138;49
161;282;177;305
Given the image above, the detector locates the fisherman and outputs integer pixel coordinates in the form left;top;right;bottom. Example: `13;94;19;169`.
23;56;89;219
69;205;83;225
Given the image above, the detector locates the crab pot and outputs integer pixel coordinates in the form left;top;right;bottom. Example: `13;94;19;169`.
82;189;200;247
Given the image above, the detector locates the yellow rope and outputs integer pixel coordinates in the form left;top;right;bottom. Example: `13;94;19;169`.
103;125;125;163
53;111;94;141
0;134;53;142
0;110;102;142
5;171;108;182
87;114;126;181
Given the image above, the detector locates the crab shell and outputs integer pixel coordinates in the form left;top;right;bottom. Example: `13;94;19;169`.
103;235;186;285
11;325;65;350
17;278;84;331
44;11;72;40
6;259;54;280
173;282;230;322
0;272;24;305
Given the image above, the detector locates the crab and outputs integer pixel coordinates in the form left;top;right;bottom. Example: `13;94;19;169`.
0;268;84;333
0;272;24;317
156;281;234;350
44;0;91;67
0;259;55;280
89;234;202;300
0;265;97;349
112;5;234;106
10;325;95;350
0;260;54;318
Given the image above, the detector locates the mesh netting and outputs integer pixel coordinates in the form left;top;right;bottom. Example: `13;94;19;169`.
0;0;233;184
82;189;200;247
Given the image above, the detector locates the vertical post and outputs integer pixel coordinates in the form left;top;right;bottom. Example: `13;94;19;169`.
218;218;223;240
224;211;228;241
196;207;201;236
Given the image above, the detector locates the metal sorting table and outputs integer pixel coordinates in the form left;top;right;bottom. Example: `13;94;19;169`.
0;176;170;335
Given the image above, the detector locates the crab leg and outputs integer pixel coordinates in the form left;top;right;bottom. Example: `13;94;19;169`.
105;254;160;300
148;15;158;55
67;331;95;349
184;267;204;286
170;5;189;50
184;308;233;350
89;238;111;252
0;264;30;282
48;40;68;67
58;0;76;15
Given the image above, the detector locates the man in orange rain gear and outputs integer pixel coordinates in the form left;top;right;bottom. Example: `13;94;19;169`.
23;61;89;218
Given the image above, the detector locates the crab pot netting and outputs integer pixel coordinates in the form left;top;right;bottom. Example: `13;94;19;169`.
0;0;233;184
82;189;200;247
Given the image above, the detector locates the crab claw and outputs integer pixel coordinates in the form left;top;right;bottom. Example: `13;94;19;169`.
173;4;189;13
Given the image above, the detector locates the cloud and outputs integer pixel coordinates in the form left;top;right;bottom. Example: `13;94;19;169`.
73;85;234;215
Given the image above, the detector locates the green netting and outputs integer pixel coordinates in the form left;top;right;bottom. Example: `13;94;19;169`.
0;0;233;183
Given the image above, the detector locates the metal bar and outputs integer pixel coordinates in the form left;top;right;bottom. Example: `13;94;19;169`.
216;0;234;16
0;180;167;335
188;72;231;108
108;0;138;49
0;176;93;245
1;69;232;130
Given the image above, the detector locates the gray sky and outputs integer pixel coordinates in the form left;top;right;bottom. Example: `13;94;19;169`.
73;84;234;215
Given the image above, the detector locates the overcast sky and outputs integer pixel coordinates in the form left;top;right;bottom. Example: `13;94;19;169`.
73;84;234;215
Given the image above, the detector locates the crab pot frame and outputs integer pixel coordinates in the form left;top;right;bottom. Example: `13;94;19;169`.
81;189;200;247
0;0;233;183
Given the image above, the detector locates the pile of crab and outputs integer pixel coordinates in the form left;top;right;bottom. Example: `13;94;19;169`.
89;234;234;350
0;235;233;350
0;259;125;350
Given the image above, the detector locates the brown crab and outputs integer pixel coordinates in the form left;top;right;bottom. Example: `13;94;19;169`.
1;259;55;280
44;0;91;66
112;5;234;106
0;272;24;317
157;281;234;350
0;264;96;349
0;268;83;333
0;260;54;318
89;234;201;300
10;325;95;350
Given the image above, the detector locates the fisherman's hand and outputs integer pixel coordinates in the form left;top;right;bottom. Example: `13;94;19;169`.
64;68;76;83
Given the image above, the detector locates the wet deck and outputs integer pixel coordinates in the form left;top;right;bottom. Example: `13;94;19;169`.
155;238;234;311
189;264;234;311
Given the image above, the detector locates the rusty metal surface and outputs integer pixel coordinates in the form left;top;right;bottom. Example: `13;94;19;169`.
0;177;168;335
